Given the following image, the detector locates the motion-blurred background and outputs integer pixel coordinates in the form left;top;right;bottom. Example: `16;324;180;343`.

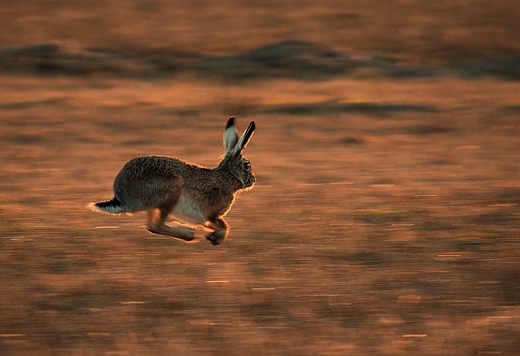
0;1;519;355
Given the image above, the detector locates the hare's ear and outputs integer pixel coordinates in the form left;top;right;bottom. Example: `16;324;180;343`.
223;117;238;150
233;121;255;155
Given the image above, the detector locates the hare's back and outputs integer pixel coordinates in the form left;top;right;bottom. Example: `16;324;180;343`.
112;156;188;210
118;155;186;180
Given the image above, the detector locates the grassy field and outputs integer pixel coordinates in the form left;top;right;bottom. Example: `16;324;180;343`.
1;0;519;63
1;1;520;355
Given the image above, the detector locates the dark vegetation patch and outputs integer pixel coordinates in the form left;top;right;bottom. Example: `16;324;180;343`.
460;55;520;80
1;41;518;80
264;101;438;116
339;136;365;145
405;125;455;135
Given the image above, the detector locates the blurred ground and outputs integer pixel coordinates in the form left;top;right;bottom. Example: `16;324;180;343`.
1;0;519;63
0;1;520;355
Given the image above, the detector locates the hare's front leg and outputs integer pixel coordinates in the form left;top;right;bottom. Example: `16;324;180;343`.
206;217;229;246
147;208;195;242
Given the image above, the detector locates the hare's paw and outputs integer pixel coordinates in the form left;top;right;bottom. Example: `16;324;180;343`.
206;231;226;246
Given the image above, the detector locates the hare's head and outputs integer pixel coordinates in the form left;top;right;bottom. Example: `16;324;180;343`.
219;117;256;190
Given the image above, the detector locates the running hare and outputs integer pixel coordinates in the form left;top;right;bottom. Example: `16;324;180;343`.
90;117;255;245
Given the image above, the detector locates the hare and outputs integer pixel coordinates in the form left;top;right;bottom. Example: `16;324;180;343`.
89;117;255;245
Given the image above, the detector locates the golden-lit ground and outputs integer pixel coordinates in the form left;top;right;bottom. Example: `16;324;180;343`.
2;0;519;62
1;1;520;355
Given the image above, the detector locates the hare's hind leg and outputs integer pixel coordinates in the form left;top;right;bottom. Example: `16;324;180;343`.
146;208;195;242
206;217;229;246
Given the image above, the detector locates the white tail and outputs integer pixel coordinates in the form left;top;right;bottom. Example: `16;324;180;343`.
88;198;126;214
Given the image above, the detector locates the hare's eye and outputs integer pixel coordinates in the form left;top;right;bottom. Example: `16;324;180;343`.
243;161;250;169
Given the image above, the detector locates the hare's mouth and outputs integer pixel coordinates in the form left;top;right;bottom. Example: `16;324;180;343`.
244;175;256;189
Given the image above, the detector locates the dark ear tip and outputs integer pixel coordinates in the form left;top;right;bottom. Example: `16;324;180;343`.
249;121;256;131
226;117;236;129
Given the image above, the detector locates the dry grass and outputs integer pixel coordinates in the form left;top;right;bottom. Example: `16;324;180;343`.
1;0;519;63
1;1;520;355
0;75;519;355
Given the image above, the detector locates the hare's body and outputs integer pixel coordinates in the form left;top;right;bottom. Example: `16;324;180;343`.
112;156;241;223
90;117;255;245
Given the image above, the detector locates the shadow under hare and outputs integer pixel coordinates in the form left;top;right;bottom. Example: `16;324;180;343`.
90;117;255;246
